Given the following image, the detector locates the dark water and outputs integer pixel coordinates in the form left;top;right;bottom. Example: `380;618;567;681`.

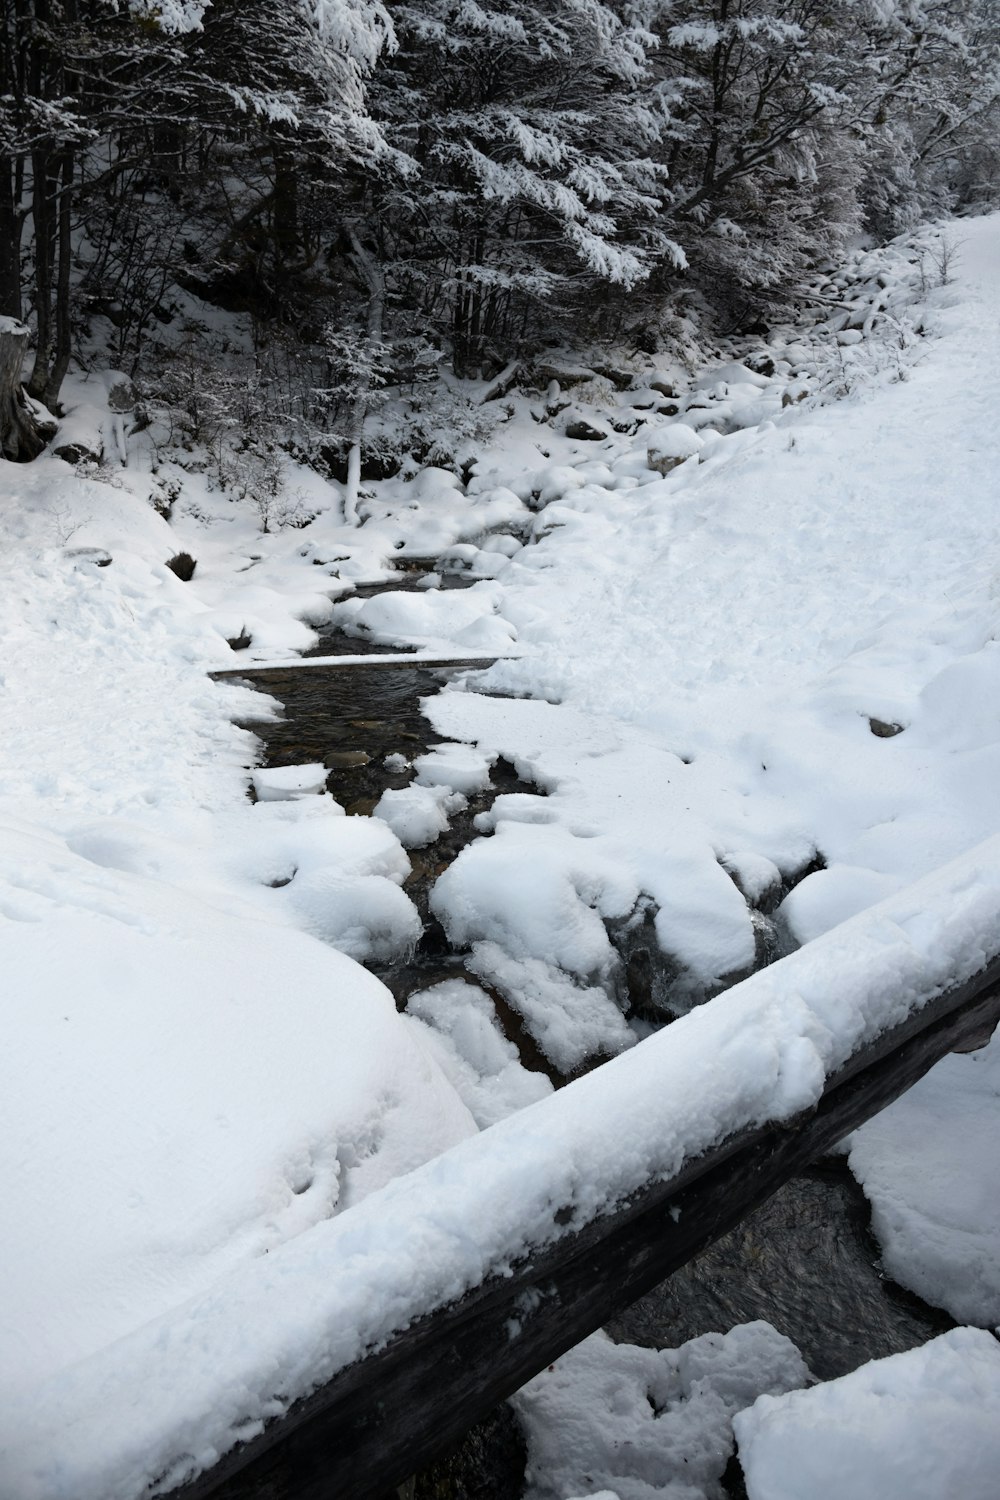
608;1156;953;1380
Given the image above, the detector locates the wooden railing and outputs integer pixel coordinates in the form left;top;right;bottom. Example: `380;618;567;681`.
165;954;1000;1500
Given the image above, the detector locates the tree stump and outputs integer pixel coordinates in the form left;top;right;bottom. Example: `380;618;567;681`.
0;317;51;461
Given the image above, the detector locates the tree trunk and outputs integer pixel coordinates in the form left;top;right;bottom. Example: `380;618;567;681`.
0;317;50;460
343;226;385;527
43;149;74;408
0;160;24;320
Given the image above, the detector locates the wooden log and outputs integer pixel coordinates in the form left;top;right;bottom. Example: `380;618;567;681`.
166;958;1000;1500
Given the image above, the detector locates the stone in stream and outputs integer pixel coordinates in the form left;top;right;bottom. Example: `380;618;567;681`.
326;749;371;768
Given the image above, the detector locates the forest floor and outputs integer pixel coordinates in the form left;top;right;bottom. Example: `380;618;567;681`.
2;215;1000;1500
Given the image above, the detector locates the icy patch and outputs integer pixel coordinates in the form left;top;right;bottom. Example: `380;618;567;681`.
735;1328;1000;1500
517;1323;808;1500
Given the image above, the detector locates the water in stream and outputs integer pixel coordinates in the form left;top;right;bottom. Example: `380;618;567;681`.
235;575;955;1493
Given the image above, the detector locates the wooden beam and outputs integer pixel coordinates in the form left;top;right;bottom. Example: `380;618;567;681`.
166;959;1000;1500
209;654;504;677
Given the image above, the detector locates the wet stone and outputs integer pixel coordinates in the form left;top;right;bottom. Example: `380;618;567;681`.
326;750;371;769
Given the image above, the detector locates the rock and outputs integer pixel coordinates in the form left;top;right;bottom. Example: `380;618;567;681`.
869;717;905;738
650;377;678;398
166;552;197;581
646;423;704;475
226;627;252;650
593;364;634;391
65;547;112;568
326;750;371;769
565;419;608;442
535;360;595;388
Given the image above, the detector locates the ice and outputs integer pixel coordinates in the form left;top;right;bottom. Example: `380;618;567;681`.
734;1329;1000;1500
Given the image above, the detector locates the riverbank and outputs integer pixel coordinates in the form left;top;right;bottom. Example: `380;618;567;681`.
2;215;1000;1499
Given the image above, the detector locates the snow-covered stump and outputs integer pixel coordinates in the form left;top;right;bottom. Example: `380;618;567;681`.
0;317;51;462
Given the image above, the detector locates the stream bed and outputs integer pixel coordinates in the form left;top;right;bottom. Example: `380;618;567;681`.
234;573;955;1494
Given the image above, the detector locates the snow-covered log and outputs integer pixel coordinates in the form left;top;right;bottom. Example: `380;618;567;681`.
162;954;1000;1500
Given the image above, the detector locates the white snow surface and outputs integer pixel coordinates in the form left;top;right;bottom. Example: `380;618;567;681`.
4;217;1000;1498
5;838;1000;1498
848;1028;1000;1324
516;1323;808;1500
734;1328;1000;1500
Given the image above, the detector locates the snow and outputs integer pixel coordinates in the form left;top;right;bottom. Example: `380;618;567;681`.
0;816;473;1404
847;1029;1000;1325
734;1328;1000;1500
0;465;478;1428
4;216;1000;1498
405;979;553;1126
516;1323;808;1500
5;836;1000;1498
251;762;328;800
373;781;467;847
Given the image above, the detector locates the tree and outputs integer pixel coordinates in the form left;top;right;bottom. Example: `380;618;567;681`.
356;0;680;376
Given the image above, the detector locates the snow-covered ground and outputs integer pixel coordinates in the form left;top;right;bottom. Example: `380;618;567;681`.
2;217;1000;1498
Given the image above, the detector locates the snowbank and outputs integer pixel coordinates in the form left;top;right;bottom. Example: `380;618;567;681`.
4;834;1000;1499
735;1328;1000;1500
848;1029;1000;1324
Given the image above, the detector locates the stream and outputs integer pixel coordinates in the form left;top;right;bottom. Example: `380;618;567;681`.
233;566;956;1495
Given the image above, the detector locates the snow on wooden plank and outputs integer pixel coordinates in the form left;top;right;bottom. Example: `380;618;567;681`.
209;651;509;675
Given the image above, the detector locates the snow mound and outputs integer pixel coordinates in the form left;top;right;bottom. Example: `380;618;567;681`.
374;782;466;847
517;1323;808;1500
0;816;473;1402
848;1028;1000;1325
405;979;553;1126
252;763;328;800
734;1328;1000;1500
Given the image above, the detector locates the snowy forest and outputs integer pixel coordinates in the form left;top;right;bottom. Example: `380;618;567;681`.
4;2;1000;1500
2;0;999;466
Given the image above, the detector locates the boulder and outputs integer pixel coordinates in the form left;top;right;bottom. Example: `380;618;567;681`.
647;423;704;475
